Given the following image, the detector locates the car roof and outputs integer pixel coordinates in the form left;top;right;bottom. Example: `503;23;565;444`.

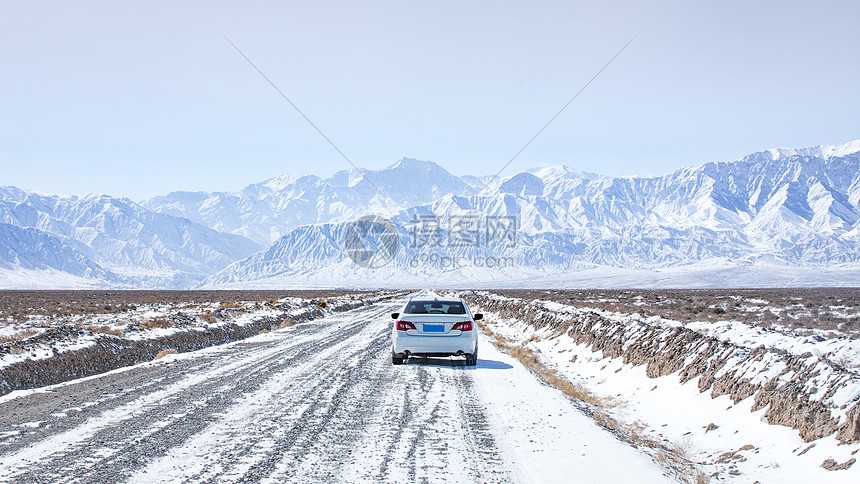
408;296;462;303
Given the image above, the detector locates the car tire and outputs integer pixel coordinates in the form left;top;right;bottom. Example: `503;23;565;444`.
392;352;405;365
465;345;478;366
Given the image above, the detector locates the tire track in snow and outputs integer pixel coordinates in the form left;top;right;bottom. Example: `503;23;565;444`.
0;305;388;482
336;360;512;483
132;317;393;483
1;301;519;483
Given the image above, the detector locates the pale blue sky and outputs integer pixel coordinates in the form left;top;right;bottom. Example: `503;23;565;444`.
2;0;858;200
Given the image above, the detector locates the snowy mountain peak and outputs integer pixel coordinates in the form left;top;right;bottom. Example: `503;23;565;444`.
499;173;544;197
256;173;314;193
527;165;604;181
824;139;860;157
748;139;860;162
384;157;442;171
328;158;453;189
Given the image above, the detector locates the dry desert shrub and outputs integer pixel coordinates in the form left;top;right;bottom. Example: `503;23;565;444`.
141;317;169;329
674;435;698;460
476;320;496;338
694;471;711;483
153;348;177;360
0;329;39;343
832;355;854;369
99;304;123;314
87;325;124;337
624;420;661;448
7;344;25;354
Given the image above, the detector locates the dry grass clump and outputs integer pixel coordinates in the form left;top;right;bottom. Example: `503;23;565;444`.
832;355;858;369
623;420;658;448
141;317;169;329
674;435;699;460
0;329;40;343
693;470;711;483
7;345;25;354
86;325;124;337
153;348;177;360
280;319;295;329
316;300;328;309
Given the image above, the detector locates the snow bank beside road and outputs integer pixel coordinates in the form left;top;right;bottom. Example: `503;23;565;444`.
465;291;860;482
472;337;672;483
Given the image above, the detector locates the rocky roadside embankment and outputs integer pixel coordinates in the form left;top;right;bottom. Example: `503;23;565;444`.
467;291;860;446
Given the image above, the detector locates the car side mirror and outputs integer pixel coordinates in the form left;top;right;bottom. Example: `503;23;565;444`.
391;312;400;319
473;313;483;320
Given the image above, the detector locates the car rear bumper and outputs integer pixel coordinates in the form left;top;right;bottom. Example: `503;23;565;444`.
392;334;476;356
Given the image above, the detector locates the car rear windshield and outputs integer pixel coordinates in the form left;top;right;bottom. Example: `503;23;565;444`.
404;300;467;315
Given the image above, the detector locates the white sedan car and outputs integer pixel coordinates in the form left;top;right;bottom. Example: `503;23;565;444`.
391;297;482;365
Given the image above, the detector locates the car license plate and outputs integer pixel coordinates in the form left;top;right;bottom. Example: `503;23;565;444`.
423;324;444;333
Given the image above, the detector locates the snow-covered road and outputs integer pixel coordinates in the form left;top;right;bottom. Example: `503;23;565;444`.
0;299;670;483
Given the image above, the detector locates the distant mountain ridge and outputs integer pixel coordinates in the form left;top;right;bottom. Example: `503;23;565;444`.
201;141;860;287
0;188;261;288
0;223;117;281
2;140;859;288
141;158;473;246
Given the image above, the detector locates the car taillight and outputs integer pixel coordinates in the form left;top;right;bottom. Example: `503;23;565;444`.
452;321;473;331
396;320;416;331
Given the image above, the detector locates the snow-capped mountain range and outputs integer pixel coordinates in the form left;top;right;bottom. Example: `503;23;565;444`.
0;188;260;288
2;140;860;288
